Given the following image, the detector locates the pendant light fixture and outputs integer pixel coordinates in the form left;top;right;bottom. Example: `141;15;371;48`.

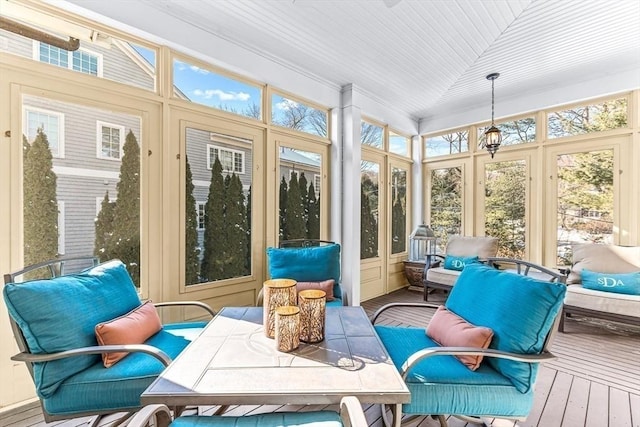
480;72;502;158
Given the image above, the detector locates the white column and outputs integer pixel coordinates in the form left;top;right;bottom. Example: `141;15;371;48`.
340;84;362;306
411;134;423;229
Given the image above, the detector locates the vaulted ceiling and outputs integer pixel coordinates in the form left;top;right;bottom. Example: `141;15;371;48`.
57;0;640;131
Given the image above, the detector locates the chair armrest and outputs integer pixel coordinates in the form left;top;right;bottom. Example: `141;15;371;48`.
425;254;444;268
370;302;440;324
126;404;173;427
340;396;368;427
11;344;172;366
153;301;216;317
400;346;556;379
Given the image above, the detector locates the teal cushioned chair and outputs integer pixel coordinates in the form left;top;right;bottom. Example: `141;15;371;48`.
265;239;346;306
2;256;215;426
372;263;566;427
126;396;367;427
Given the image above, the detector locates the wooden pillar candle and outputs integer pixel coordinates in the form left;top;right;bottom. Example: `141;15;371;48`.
275;306;300;352
263;279;297;338
298;289;326;343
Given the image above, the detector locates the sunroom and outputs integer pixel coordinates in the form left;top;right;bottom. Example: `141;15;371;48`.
0;0;639;426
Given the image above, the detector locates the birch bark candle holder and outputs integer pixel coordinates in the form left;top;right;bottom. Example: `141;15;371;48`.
262;278;297;338
298;289;326;343
275;306;300;352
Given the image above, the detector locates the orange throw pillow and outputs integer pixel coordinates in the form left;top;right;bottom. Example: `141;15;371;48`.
95;301;162;368
426;305;494;371
296;279;335;301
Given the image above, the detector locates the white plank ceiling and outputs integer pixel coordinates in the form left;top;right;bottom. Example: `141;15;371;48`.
57;0;640;128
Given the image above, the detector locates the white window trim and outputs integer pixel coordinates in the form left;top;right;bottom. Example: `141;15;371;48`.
206;143;245;174
33;41;104;77
96;121;125;161
23;106;65;158
196;201;206;231
58;201;65;255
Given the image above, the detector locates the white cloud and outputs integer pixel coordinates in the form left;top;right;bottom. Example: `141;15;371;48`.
189;65;210;75
192;89;251;101
276;99;298;110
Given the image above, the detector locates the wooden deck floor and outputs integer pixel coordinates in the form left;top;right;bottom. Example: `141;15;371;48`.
2;288;639;427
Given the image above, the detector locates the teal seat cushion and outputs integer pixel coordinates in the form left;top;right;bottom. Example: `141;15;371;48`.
267;244;342;300
171;411;343;427
445;263;566;393
2;260;141;398
375;325;533;417
42;329;191;415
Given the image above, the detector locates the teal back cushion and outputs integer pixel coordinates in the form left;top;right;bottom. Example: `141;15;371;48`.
581;269;640;295
444;255;479;271
445;263;566;393
3;259;141;398
267;244;341;285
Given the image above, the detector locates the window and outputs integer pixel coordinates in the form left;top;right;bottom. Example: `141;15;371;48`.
24;107;64;158
429;167;462;250
271;94;328;137
425;131;468;157
36;42;102;76
197;202;206;230
207;144;245;174
548;97;627;139
478;117;536;147
314;174;321;198
97;121;124;160
173;58;262;120
389;131;410;156
361;120;384;149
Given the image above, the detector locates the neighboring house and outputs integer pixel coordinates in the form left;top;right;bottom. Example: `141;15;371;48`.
2;28;248;260
279;147;321;198
186;128;253;250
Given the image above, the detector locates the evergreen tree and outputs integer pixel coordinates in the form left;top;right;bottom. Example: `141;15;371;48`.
360;189;377;259
307;182;320;239
110;130;141;285
484;161;526;259
223;173;247;278
201;157;225;281
245;185;252;272
299;172;309;234
23;129;58;272
391;196;405;254
285;172;305;239
184;156;200;285
94;191;115;260
279;176;288;240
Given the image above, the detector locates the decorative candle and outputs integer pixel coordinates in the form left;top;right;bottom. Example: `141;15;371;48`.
262;279;297;338
275;306;300;352
298;289;326;343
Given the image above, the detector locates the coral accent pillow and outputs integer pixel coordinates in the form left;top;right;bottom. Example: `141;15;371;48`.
95;301;162;368
296;279;335;301
426;305;494;370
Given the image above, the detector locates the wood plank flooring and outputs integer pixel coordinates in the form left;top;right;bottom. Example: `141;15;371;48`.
1;288;639;427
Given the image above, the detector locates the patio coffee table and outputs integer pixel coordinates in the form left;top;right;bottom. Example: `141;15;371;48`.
141;306;410;427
